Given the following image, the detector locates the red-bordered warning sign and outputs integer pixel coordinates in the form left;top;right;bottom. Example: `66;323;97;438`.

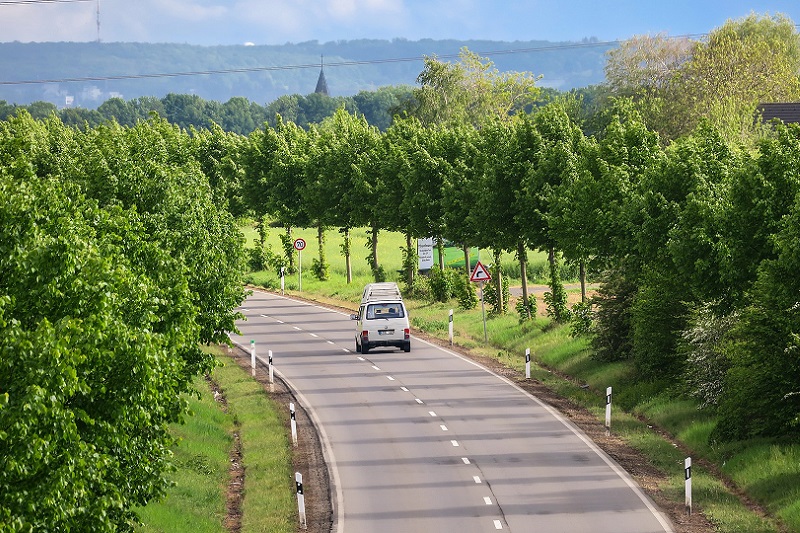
469;261;492;282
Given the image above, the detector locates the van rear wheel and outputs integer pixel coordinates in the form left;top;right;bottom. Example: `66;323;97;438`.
361;344;370;354
355;340;361;353
403;342;411;353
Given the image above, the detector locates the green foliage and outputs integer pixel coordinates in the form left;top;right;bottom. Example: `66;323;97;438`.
543;252;571;323
515;293;536;322
569;301;593;337
0;113;245;530
483;266;510;316
680;304;737;409
429;266;454;303
311;258;329;281
455;274;478;311
590;268;636;362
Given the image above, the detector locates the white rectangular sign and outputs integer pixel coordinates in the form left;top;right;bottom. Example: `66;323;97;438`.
418;237;434;271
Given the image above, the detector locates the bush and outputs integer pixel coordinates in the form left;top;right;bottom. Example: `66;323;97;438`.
516;293;536;322
483;267;510;316
570;300;593;337
591;268;637;362
454;273;478;310
429;266;454;302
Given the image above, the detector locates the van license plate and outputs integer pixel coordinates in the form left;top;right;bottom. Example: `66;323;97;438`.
379;330;394;335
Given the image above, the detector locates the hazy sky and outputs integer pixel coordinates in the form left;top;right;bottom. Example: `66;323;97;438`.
2;0;799;45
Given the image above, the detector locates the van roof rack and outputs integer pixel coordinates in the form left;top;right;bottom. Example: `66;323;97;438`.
362;282;402;302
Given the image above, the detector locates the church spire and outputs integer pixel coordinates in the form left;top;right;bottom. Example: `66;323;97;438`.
314;54;329;96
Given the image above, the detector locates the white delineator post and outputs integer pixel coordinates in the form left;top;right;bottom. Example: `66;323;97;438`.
250;340;256;377
605;386;612;435
296;472;307;529
685;457;692;515
448;309;454;346
268;350;274;384
280;266;285;295
290;402;298;446
268;349;274;392
525;348;531;379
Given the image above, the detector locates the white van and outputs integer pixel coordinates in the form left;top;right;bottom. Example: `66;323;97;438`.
350;282;411;353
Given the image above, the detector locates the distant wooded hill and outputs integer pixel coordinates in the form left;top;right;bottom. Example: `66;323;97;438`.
0;39;613;109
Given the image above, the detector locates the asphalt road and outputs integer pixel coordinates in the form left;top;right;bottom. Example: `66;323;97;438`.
231;289;674;533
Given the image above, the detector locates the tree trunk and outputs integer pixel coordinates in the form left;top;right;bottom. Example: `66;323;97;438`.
286;226;294;272
317;224;327;280
463;245;470;280
580;260;586;302
437;237;445;270
406;233;414;287
494;248;504;314
371;222;379;272
343;228;352;284
518;240;530;318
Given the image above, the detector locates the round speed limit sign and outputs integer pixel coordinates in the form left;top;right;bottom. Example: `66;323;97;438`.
293;238;306;251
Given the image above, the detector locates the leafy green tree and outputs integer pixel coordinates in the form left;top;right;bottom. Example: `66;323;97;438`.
352;85;414;130
244;115;312;272
0;109;245;528
408;47;541;127
191;123;250;218
306;108;381;282
674;14;800;142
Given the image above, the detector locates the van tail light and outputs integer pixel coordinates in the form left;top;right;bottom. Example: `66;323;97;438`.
361;330;369;342
404;328;410;340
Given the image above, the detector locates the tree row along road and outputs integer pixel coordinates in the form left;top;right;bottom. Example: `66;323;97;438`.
231;289;674;533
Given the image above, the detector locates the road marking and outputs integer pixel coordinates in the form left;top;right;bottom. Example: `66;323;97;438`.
293;326;302;331
484;497;492;505
357;357;365;361
327;340;335;345
372;365;381;371
387;376;395;381
473;476;482;484
451;440;459;447
415;398;424;404
276;320;284;324
400;387;409;392
494;520;503;529
440;425;448;431
462;458;470;465
260;314;269;318
241;308;249;312
428;411;437;417
310;333;318;338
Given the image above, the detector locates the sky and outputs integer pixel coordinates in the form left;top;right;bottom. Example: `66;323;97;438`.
1;0;799;45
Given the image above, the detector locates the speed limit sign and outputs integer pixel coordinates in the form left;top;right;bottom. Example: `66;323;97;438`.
293;238;306;251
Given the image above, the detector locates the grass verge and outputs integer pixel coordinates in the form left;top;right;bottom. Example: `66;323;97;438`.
136;347;295;533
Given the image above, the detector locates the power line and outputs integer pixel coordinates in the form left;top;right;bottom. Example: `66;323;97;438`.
0;0;93;5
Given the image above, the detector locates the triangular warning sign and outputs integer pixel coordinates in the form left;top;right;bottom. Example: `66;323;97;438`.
469;261;492;282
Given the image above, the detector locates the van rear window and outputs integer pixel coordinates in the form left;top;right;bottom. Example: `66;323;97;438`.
366;303;405;319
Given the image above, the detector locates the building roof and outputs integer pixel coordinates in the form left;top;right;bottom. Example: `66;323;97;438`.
314;55;329;96
758;102;800;124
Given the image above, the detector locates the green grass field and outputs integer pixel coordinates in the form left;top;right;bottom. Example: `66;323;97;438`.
241;220;798;533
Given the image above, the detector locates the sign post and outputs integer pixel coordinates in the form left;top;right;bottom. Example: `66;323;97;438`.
293;238;306;292
469;261;492;343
